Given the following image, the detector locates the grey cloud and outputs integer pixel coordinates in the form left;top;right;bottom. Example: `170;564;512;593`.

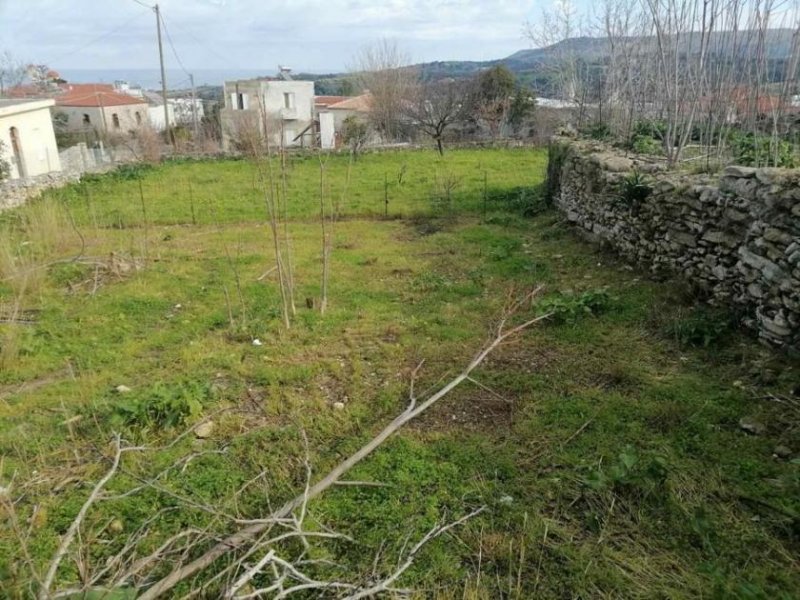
1;0;535;71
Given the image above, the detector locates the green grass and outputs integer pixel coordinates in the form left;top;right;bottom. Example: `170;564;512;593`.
27;148;546;229
0;148;798;599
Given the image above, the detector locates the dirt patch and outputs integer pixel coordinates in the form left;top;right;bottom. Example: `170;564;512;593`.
411;384;515;433
0;369;70;402
483;337;561;375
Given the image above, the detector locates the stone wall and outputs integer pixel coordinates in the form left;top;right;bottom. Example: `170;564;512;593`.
0;171;82;211
550;139;800;350
0;143;126;212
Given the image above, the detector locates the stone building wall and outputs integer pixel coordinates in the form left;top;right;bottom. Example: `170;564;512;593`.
549;139;800;349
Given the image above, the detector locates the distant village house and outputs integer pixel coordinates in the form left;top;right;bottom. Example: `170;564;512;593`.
52;84;149;135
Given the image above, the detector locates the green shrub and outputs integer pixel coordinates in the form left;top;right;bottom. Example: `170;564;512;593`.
729;132;795;167
667;306;738;348
108;380;213;429
111;163;156;181
632;119;667;140
538;288;614;324
586;122;612;140
584;445;669;501
631;134;661;155
618;170;652;207
486;185;545;216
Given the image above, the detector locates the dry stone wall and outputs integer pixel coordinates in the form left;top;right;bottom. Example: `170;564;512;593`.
0;143;125;212
0;171;82;211
550;139;800;350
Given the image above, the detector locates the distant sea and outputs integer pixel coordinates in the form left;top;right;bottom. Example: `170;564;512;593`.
57;69;280;91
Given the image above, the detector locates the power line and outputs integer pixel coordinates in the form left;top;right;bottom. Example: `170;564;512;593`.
44;9;151;67
130;0;154;9
158;15;233;68
159;12;191;77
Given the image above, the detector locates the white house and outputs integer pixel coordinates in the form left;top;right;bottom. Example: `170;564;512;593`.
0;99;61;180
220;76;315;150
53;84;150;135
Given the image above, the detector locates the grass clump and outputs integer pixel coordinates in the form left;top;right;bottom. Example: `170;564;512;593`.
104;380;214;430
538;288;615;323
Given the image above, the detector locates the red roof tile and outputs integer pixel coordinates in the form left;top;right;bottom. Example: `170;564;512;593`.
315;95;350;107
55;84;146;108
325;94;372;112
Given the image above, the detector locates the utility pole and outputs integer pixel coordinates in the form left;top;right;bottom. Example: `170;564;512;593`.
154;3;171;140
189;72;199;139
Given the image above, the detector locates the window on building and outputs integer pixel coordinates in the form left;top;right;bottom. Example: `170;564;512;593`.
284;92;295;110
237;93;248;110
135;112;142;125
82;114;91;125
112;114;121;129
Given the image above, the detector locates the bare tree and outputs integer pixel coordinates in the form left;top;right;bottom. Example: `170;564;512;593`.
0;51;25;96
352;39;417;141
404;79;469;155
525;0;592;126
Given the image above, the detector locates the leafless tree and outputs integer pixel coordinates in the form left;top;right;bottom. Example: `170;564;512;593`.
0;50;26;96
351;39;417;141
404;79;469;155
531;0;800;166
525;0;593;126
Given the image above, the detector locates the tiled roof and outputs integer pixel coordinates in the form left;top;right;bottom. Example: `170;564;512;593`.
55;84;147;108
324;94;372;112
314;95;350;107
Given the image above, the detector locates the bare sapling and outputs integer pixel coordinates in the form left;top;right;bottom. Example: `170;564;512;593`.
317;151;354;314
318;155;330;314
233;105;294;329
278;127;297;316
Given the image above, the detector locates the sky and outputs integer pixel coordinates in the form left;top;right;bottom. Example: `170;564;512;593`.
0;0;550;74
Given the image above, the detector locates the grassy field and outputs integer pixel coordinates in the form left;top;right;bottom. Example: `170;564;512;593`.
0;147;798;599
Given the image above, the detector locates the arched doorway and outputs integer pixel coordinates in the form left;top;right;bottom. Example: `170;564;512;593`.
9;127;26;178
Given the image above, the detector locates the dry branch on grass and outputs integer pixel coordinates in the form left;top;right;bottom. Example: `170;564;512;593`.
15;287;550;598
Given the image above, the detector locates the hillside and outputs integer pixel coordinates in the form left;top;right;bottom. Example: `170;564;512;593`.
310;28;799;96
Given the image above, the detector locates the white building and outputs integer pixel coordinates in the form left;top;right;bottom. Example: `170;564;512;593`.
171;98;204;127
53;84;149;135
220;76;315;150
0;99;61;180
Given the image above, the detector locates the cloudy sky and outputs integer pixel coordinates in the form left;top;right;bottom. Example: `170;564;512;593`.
1;0;549;74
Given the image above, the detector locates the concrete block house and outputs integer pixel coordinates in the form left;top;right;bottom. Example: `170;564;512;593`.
220;76;315;151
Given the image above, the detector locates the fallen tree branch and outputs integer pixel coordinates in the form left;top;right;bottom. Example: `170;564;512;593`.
341;506;487;600
138;286;551;599
39;435;124;600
